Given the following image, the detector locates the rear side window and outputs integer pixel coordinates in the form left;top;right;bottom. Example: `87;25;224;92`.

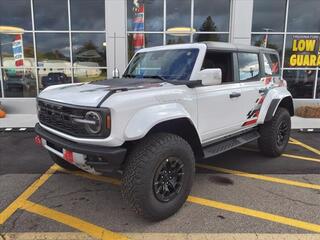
263;53;280;76
238;53;260;81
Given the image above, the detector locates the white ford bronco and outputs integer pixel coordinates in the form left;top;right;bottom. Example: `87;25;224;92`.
35;42;293;221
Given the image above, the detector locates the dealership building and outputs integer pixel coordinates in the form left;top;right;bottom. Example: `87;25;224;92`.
0;0;319;115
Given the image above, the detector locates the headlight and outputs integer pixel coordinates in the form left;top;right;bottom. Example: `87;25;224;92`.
84;111;102;134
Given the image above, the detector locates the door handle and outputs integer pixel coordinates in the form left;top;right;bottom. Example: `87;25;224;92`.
229;92;241;98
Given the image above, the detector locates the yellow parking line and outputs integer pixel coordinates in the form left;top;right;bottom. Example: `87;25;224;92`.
196;163;320;190
59;169;121;186
187;196;320;233
290;137;320;156
0;164;58;225
4;233;320;240
282;153;320;163
65;170;320;233
21;200;128;240
237;146;320;163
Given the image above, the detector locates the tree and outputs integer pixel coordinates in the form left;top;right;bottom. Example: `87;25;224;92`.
196;16;220;42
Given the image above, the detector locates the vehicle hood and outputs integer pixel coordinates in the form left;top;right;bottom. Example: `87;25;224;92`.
38;78;166;107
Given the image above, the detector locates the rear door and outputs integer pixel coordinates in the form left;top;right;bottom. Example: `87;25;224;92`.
237;52;266;127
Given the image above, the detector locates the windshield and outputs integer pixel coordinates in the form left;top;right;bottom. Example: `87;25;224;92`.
124;49;199;81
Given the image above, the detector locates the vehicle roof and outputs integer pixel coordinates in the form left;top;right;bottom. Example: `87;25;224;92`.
203;41;277;54
137;41;278;55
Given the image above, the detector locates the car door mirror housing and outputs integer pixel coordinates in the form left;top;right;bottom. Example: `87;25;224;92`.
199;68;222;86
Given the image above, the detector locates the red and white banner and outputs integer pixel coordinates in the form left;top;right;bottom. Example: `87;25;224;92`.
12;34;24;67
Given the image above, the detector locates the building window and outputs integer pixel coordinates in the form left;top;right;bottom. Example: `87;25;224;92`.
287;0;320;32
194;0;230;32
70;0;105;31
0;0;32;30
283;70;316;99
252;0;286;32
34;0;69;30
251;34;284;62
126;0;231;61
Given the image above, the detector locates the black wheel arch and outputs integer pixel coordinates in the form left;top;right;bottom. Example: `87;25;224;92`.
265;96;294;122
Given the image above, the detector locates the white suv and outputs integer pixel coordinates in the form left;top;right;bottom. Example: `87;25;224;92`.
35;42;293;221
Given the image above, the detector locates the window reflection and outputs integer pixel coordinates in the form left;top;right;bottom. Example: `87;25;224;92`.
193;34;228;42
72;33;106;68
0;33;35;68
71;0;105;30
0;0;32;30
251;34;284;61
127;33;163;61
287;0;320;32
166;0;191;29
127;0;163;31
2;68;37;97
73;68;107;83
34;0;68;30
38;68;71;90
238;53;260;81
166;35;190;45
283;70;316;99
252;0;286;32
317;72;320;99
194;0;230;32
36;33;70;67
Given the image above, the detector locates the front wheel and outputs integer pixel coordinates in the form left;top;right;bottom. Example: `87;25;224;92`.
122;133;195;221
258;107;291;157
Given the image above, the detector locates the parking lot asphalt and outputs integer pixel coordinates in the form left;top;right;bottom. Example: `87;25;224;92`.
0;130;319;240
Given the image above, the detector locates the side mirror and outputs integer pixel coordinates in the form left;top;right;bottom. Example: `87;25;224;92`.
199;68;222;86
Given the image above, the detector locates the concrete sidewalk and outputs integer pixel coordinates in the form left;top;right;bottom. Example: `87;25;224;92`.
1;114;319;129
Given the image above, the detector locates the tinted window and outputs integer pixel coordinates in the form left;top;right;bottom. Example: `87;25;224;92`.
263;54;280;76
194;0;230;32
71;0;105;30
287;0;320;32
0;0;32;30
34;0;68;30
283;70;316;99
238;53;260;81
127;0;163;31
202;51;233;83
252;0;286;32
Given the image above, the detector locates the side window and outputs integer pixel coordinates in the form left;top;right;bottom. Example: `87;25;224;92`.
238;53;260;81
201;51;234;83
263;54;280;76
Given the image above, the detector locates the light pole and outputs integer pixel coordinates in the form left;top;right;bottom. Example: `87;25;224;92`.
262;28;273;48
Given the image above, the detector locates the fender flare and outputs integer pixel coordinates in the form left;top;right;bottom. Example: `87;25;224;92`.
124;103;195;140
257;87;293;124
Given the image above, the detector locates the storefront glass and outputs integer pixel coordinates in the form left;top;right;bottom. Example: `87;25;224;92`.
70;0;105;31
194;0;230;32
34;0;69;30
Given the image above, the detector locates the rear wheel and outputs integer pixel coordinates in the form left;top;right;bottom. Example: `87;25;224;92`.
258;107;291;157
122;133;195;221
49;152;78;170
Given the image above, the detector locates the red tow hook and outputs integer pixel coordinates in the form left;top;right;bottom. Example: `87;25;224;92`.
34;135;42;145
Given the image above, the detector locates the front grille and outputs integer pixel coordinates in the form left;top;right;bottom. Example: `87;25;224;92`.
38;100;89;137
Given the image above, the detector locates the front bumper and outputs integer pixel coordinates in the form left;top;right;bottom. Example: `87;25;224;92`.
35;123;127;174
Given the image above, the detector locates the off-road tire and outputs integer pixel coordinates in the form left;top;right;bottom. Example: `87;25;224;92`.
122;133;195;221
258;107;291;157
49;152;79;170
